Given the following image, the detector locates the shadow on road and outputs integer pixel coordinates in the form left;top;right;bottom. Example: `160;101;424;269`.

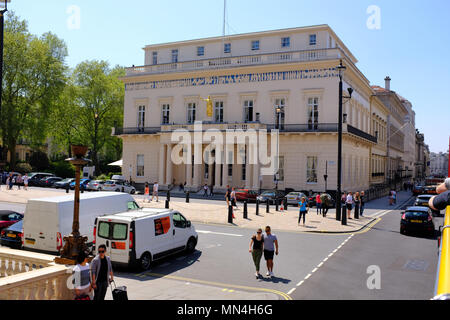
258;275;291;284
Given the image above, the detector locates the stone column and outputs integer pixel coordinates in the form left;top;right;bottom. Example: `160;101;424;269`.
214;147;222;189
158;144;165;185
166;144;173;186
245;146;251;189
252;153;260;191
193;143;202;188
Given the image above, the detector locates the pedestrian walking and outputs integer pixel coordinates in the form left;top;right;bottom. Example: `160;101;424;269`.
249;228;264;279
231;187;238;209
179;182;183;191
392;190;397;205
209;184;214;197
225;185;231;207
315;193;322;215
354;192;360;219
144;182;150;202
263;226;278;278
23;174;29;191
203;184;208;197
360;191;365;216
16;175;22;190
298;197;308;226
73;251;92;300
346;192;354;220
152;181;159;202
320;193;329;217
90;244;114;301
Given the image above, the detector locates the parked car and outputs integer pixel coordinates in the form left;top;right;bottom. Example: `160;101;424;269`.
69;178;91;190
94;208;198;270
102;180;136;194
1;220;23;249
256;190;286;203
38;176;63;188
87;180;106;191
412;185;424;195
27;172;55;186
423;185;438;195
285;192;308;205
54;178;76;189
400;206;435;237
235;189;258;202
23;192;139;254
0;211;24;231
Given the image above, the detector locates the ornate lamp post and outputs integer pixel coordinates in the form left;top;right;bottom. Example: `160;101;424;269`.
55;145;91;264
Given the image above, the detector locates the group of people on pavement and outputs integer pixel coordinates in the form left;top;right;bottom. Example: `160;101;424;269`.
72;244;114;301
143;181;159;202
341;191;366;220
249;226;279;279
224;185;239;210
0;172;29;191
389;189;397;206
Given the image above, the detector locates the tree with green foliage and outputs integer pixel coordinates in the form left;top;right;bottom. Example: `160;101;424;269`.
72;60;124;175
0;12;68;170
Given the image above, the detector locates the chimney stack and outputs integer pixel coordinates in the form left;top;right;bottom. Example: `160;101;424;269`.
384;76;391;91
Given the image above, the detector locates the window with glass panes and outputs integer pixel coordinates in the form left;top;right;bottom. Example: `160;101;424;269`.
244;100;254;122
214;101;224;123
171;49;178;63
161;104;170;124
197;46;204;56
274;98;285;128
281;37;290;48
251;40;260;51
138;105;145;128
224;43;231;53
308;97;319;130
152;52;157;65
187;102;196;124
309;34;317;45
137;154;144;177
307;156;318;183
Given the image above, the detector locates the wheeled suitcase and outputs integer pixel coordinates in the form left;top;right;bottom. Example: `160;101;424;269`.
111;280;128;301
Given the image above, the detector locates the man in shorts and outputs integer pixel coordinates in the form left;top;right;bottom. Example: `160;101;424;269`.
263;226;279;277
152;181;159;202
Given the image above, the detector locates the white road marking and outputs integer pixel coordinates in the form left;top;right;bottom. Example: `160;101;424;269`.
304;274;312;280
196;230;243;237
296;280;304;287
317;262;324;268
287;288;296;295
311;268;318;273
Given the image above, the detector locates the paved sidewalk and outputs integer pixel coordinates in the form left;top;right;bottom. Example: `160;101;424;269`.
364;190;415;210
0;187;378;233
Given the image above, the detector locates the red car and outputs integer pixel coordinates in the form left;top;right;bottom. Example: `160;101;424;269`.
235;189;258;202
0;211;24;231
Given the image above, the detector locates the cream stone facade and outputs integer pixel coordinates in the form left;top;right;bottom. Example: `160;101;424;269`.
118;25;383;193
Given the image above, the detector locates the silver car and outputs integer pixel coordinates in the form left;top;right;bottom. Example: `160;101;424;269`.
285;192;307;205
102;180;136;194
87;180;105;191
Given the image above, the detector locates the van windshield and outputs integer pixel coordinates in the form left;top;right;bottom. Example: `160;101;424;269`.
127;201;140;210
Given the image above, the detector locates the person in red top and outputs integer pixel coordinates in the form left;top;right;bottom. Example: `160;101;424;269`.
144;182;150;203
315;193;322;215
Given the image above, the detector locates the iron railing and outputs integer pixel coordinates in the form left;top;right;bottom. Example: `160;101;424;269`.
347;125;378;143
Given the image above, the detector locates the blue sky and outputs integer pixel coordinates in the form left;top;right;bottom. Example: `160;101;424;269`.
8;0;450;153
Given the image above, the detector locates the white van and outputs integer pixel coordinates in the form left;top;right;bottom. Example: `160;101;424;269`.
23;192;140;254
94;209;198;270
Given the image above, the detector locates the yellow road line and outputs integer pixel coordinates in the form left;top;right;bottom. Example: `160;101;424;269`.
139;272;292;300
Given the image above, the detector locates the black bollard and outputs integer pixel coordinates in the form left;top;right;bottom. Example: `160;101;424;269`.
275;199;279;211
228;205;233;223
256;199;259;216
66;186;69;194
266;201;270;213
165;199;169;209
243;200;248;219
342;203;346;222
284;198;288;210
167;190;171;201
81;186;84;193
186;191;190;203
122;187;125;192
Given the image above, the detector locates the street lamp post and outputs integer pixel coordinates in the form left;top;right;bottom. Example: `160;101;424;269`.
336;60;353;225
55;145;91;264
0;0;9;117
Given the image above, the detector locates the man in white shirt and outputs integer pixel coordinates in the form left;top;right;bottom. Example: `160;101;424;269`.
23;175;29;191
152;181;159;202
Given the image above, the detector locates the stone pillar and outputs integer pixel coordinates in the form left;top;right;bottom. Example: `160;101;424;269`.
193;143;202;188
245;146;251;189
158;144;165;185
252;161;260;191
165;144;173;186
214;147;222;189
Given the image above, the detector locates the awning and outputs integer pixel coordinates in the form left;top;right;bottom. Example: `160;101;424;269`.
108;159;123;167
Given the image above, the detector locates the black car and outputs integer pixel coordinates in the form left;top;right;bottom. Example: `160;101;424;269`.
256;190;286;203
0;220;23;249
400;206;435;237
54;178;75;189
38;176;63;188
27;172;55;186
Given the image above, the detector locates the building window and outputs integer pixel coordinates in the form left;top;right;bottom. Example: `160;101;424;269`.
204;151;209;179
307;156;318;183
224;43;231;53
241;146;247;181
278;156;284;182
137;154;144;177
187;102;196;124
281;37;290;48
274;98;285;129
251;40;260;51
308;97;319;130
228;164;233;177
161;104;170;124
309;34;317;45
197;46;204;56
137;105;145;130
171;49;178;63
244;100;254;122
214;101;224;123
152;51;158;65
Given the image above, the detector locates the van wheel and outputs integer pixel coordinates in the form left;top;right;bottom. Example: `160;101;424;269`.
186;238;197;253
140;252;152;270
130;189;135;194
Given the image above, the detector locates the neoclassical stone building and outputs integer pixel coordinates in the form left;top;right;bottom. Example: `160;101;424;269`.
117;25;385;193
